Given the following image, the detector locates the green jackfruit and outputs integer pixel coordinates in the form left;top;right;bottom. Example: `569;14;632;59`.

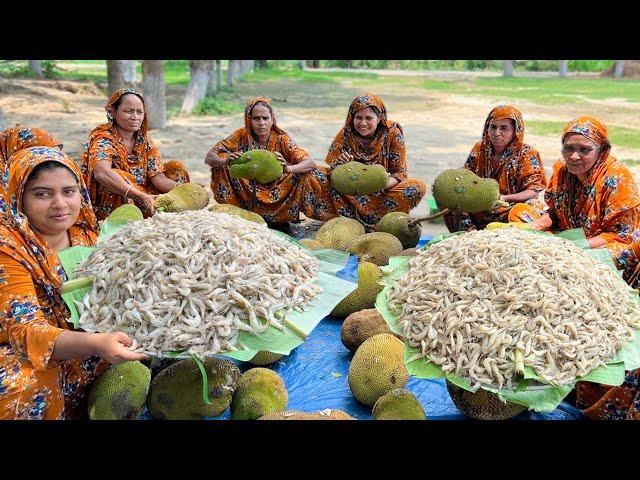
374;212;421;249
348;333;409;406
299;239;323;250
229;149;283;184
105;204;144;223
154;183;210;213
249;351;284;366
86;361;151;420
231;368;288;420
445;380;526;420
372;388;426;420
330;161;388;196
347;232;404;266
432;168;500;213
209;203;266;224
146;358;241;420
340;308;394;352
400;248;418;257
331;262;384;318
315;217;365;251
259;409;355;420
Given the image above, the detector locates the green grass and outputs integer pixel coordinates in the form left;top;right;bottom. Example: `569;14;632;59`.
243;68;379;84
421;77;640;104
623;158;640;166
192;91;245;115
527;120;640;149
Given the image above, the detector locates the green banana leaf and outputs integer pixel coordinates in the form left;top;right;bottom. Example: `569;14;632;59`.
58;221;357;362
376;228;640;412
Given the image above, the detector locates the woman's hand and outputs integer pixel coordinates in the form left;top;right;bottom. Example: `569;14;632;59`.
228;151;243;162
384;176;400;191
337;152;354;164
131;190;158;216
274;152;291;173
95;332;148;364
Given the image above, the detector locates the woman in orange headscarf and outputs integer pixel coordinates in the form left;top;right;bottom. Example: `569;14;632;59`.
206;97;338;236
1;126;63;193
325;93;426;227
0;147;146;419
443;105;548;232
81;88;190;220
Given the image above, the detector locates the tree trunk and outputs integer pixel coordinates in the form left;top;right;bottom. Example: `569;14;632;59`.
181;60;211;115
207;60;217;96
107;60;126;95
122;60;138;85
241;60;254;73
216;60;222;91
298;60;306;70
29;60;44;78
255;60;268;69
142;60;166;130
226;60;241;86
311;60;320;68
0;107;7;131
614;60;625;78
503;60;514;77
559;60;568;77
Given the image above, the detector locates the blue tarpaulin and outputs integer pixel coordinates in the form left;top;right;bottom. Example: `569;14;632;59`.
184;235;583;421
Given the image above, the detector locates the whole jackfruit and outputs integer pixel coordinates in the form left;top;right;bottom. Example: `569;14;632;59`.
340;308;394;352
259;409;355;420
445;380;526;420
348;333;409;406
249;351;284;366
86;361;151;420
154;183;210;213
331;262;384;318
299;239;323;250
208;203;266;224
315;216;365;251
105;204;144;223
229;149;283;184
372;388;426;420
231;368;288;420
374;212;421;249
400;248;418;257
331;161;388;195
347;232;404;266
146;358;241;420
432;168;501;213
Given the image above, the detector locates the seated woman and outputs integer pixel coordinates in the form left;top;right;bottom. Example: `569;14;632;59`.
81;88;190;220
526;115;640;269
443;105;547;232
325;93;426;228
206;97;337;236
1;126;63;191
0;147;146;419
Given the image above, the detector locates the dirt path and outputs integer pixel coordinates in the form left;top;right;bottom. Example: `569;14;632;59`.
2;73;640;236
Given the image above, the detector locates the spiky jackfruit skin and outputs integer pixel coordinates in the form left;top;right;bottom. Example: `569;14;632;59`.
208;204;266;224
229;149;283;184
374;212;421;249
105;204;144;223
331;262;384;318
154;183;210;213
315;217;365;251
249;351;284;366
340;308;393;352
146;358;241;420
445;380;526;420
372;388;426;420
230;368;288;420
86;361;151;420
299;239;323;250
400;248;418;257
259;410;355;420
432;168;500;213
347;232;404;266
348;333;409;406
330;161;389;195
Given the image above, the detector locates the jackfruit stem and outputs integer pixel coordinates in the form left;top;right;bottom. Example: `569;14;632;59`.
407;208;450;228
514;349;525;378
283;317;308;340
61;276;93;294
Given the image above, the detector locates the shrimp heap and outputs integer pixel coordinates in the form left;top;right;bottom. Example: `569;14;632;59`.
75;210;321;358
387;229;640;389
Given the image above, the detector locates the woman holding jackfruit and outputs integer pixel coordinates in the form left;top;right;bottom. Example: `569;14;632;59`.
206;97;337;237
0;147;146;420
444;105;547;232
81;88;190;220
325;93;426;228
